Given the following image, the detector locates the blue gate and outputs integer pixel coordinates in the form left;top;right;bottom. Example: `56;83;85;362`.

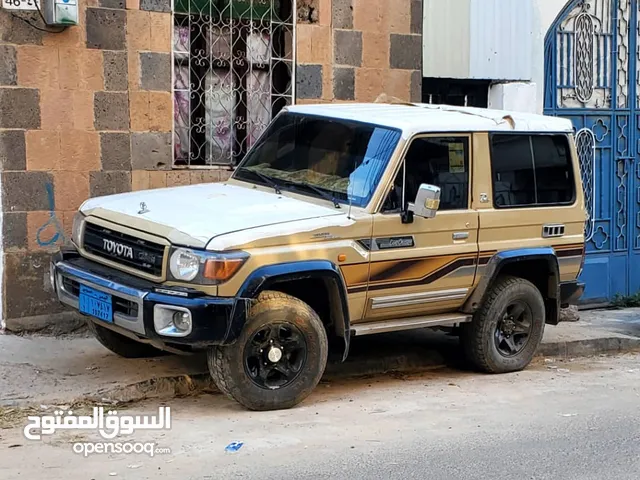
544;0;640;304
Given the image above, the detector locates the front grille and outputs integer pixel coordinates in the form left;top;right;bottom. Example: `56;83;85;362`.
83;223;165;277
62;277;139;317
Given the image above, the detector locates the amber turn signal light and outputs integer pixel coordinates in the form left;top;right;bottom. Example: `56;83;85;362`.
203;258;246;281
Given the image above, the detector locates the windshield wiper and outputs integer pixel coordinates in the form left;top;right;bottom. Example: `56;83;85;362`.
238;168;341;208
237;167;281;194
284;182;341;209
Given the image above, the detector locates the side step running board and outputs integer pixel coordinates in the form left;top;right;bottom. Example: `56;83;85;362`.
351;313;472;336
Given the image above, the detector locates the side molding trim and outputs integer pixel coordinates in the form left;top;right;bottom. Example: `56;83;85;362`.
371;288;470;310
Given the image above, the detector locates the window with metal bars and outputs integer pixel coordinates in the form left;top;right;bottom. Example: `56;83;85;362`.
173;0;295;167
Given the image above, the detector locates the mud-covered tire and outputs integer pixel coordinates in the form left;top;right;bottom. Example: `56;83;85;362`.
87;320;166;358
461;276;545;374
207;290;328;411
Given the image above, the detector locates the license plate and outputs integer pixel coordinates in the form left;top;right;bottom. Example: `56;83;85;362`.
79;285;113;323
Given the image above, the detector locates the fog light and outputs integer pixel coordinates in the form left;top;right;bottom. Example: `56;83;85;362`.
173;311;191;332
153;305;193;337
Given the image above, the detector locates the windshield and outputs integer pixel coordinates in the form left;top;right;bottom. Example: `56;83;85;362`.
234;112;402;208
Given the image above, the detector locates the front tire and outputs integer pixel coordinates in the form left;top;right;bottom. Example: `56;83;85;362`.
87;320;166;358
208;291;328;411
461;276;545;373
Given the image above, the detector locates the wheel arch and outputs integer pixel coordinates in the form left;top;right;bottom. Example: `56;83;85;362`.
463;248;561;325
232;261;351;360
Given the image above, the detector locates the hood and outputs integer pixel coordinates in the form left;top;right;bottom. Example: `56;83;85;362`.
81;182;344;248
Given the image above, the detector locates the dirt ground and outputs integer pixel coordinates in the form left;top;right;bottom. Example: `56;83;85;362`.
2;306;639;409
1;353;639;480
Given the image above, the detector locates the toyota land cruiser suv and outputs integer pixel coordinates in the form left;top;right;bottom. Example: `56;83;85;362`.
51;103;586;411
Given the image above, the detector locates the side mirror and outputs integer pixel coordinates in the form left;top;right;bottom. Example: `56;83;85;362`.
408;183;441;219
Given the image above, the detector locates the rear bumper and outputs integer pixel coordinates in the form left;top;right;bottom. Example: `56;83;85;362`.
51;248;248;350
560;280;585;307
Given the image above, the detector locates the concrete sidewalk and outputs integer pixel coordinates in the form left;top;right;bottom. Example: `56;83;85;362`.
1;308;639;408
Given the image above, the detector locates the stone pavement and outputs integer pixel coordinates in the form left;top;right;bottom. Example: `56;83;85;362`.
1;308;639;409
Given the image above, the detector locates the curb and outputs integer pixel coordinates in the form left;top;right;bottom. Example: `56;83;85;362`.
537;336;640;358
81;335;640;406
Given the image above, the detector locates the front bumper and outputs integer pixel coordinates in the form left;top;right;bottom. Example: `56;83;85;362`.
51;249;248;350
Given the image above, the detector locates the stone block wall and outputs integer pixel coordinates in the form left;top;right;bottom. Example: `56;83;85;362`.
0;0;176;328
296;0;423;104
0;0;423;330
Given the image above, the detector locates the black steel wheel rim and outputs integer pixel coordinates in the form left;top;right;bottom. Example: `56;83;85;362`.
243;322;308;390
494;300;533;357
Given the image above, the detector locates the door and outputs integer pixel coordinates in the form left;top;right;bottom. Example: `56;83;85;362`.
475;132;586;287
544;0;640;303
361;135;479;322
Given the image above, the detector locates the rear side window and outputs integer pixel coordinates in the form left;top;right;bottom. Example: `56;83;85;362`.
490;134;575;208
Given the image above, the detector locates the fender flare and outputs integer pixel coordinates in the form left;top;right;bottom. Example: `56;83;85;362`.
227;261;351;360
462;248;560;314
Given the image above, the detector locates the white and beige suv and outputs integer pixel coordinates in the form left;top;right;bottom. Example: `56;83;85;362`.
51;102;586;411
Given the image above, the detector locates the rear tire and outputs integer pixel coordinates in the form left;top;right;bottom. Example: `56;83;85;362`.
208;291;328;411
461;276;545;373
87;320;166;358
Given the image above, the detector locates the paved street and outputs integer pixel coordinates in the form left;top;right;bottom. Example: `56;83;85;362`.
1;353;639;479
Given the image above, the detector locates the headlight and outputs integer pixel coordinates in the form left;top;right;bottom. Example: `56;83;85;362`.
169;249;200;281
71;211;85;246
168;248;249;284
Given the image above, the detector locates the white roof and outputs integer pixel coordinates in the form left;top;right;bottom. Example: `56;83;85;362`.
285;103;573;136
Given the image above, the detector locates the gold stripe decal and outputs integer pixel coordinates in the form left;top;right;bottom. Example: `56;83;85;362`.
342;254;478;293
340;244;583;294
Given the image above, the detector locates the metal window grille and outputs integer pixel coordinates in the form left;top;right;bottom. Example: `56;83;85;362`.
575;127;596;241
554;0;613;109
173;0;295;167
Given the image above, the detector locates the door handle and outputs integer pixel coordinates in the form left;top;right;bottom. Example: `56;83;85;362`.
453;232;469;240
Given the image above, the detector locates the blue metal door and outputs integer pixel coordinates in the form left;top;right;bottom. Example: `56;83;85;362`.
545;0;640;304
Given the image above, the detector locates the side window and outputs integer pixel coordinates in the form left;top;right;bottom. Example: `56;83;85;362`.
532;135;574;204
491;134;575;208
491;135;536;207
382;136;470;212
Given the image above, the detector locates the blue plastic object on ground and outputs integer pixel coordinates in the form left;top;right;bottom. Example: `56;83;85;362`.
225;441;244;453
